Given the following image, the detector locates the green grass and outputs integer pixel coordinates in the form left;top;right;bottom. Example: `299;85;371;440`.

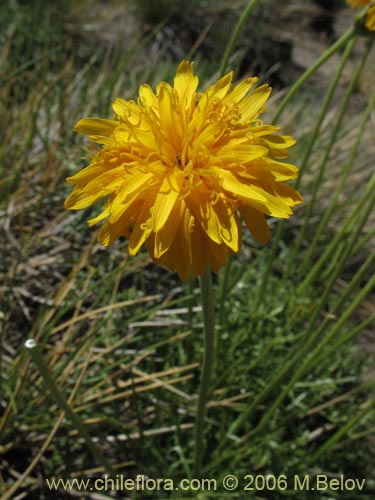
1;0;374;499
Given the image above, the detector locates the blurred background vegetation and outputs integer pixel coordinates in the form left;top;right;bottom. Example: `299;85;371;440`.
1;0;374;498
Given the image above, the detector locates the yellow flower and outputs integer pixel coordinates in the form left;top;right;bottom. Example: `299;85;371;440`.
347;0;375;31
65;62;302;280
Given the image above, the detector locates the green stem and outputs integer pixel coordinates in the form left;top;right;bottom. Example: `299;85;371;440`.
284;35;356;273
218;256;232;327
256;33;356;307
219;0;259;77
309;313;375;377
272;26;355;123
25;339;115;475
307;398;375;465
299;167;375;294
187;274;195;331
298;40;375;279
194;266;215;476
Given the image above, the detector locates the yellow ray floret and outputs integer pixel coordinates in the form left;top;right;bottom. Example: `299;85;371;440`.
65;61;303;280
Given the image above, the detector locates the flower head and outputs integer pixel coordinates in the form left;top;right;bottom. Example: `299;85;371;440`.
65;62;302;280
347;0;375;31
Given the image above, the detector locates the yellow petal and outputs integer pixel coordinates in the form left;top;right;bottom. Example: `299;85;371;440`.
99;199;142;245
66;163;105;186
218;169;266;202
249;124;280;137
189;189;239;251
112;98;143;126
109;172;156;223
81;166;127;195
218;169;292;218
152;176;181;232
238;84;272;122
74;118;118;136
154;199;183;258
115;126;157;153
98;217;130;247
64;188;104;210
264;134;296;148
193;121;225;150
245;158;298;181
189;189;222;245
249;184;294;217
157;83;181;151
87;204;110;226
128;203;153;255
240;205;271;244
189;92;209;135
173;61;199;108
215;144;268;163
139;84;158;108
97;221;112;246
262;134;296;158
225;77;258;104
273;182;304;206
212;197;240;252
154;207;193;280
205;71;233;100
